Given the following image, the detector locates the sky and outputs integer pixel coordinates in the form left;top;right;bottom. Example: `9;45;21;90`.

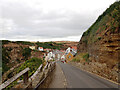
0;0;116;42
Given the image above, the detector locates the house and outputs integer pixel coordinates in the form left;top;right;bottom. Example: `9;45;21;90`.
61;55;65;60
60;50;65;53
53;50;64;60
44;49;52;52
65;52;73;62
71;46;77;53
38;47;44;51
65;47;71;54
29;46;35;50
57;54;61;60
65;46;77;62
47;52;53;60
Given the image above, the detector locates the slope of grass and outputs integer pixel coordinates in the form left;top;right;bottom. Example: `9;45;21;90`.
82;1;120;44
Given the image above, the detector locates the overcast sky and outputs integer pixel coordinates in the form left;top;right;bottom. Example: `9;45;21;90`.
0;0;115;42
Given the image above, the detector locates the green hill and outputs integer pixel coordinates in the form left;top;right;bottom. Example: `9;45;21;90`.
81;1;120;44
77;1;120;82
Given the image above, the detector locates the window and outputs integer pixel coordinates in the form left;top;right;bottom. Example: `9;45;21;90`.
69;56;71;58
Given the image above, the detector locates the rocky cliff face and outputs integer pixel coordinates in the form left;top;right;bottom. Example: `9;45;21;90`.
78;1;120;70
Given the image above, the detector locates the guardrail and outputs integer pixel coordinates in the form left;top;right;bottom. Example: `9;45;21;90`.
0;61;56;90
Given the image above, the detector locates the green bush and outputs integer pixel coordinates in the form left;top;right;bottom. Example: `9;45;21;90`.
16;59;21;63
2;47;11;74
111;26;116;33
83;53;89;62
2;62;10;75
6;57;43;89
16;57;43;78
71;53;85;62
83;40;88;44
7;72;13;78
83;30;90;36
72;58;80;62
22;48;31;60
97;37;102;40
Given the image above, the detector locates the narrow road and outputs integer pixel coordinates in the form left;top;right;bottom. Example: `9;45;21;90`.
58;61;119;88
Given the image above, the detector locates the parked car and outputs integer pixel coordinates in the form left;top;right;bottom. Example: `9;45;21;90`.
61;60;64;63
61;60;66;64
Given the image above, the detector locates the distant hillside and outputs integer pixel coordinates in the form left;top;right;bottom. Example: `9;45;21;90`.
77;1;120;82
2;40;64;50
2;40;76;74
54;41;78;49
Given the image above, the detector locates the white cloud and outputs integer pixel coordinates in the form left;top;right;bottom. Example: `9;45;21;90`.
0;0;116;41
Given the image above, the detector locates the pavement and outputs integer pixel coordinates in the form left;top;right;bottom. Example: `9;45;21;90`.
57;61;119;88
48;63;67;88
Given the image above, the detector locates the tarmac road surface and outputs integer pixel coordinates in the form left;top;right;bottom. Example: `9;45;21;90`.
58;61;119;88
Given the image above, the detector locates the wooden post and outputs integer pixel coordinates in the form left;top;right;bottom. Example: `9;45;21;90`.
23;71;28;84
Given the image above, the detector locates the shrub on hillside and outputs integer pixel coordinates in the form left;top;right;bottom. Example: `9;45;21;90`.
2;40;11;44
83;53;89;62
72;53;85;62
16;41;34;46
2;47;11;74
22;48;31;60
16;57;43;77
36;41;62;50
97;37;102;40
5;57;43;89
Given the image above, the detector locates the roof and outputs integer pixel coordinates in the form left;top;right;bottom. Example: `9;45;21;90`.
60;50;65;52
39;47;43;49
29;46;35;47
65;49;77;56
44;49;51;51
71;46;77;50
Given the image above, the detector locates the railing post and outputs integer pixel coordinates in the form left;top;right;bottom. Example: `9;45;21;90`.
23;71;29;84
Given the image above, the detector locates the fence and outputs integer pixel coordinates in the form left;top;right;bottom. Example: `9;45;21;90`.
0;61;56;89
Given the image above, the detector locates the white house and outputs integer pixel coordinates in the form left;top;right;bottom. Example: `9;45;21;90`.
65;47;77;55
47;52;53;60
29;46;35;50
38;47;44;51
61;55;65;60
57;54;61;60
65;47;71;55
52;53;55;60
